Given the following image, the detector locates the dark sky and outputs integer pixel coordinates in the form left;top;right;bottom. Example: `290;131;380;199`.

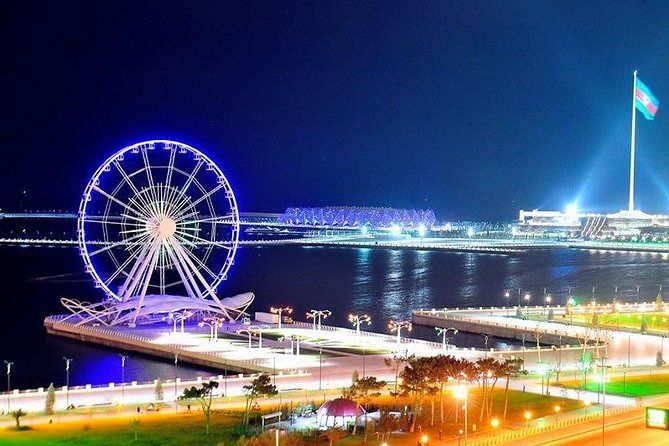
3;1;669;220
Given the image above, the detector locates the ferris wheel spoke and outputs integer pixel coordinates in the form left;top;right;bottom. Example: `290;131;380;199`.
92;185;150;219
87;231;151;256
178;215;237;226
174;229;233;249
170;238;220;301
113;161;154;215
104;248;145;286
180;159;204;197
83;216;141;227
119;238;160;299
164;242;202;299
172;233;219;279
173;183;224;219
165;147;176;189
130;243;162;324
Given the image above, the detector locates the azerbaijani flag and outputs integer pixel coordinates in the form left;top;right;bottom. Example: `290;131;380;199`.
635;77;660;120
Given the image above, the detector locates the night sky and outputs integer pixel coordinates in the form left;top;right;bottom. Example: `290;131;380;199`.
4;1;669;220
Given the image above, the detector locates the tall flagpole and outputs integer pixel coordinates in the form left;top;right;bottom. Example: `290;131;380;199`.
628;70;638;212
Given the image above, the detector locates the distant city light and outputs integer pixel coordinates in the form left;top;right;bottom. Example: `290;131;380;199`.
417;224;426;237
390;225;402;236
565;202;578;216
360;225;369;235
467;227;475;238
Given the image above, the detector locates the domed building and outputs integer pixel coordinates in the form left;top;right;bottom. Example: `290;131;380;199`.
316;398;365;428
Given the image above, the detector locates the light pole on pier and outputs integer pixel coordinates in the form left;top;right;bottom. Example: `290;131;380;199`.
306;309;331;330
173;352;179;413
388;320;412;346
3;360;13;412
504;290;511;316
435;327;458;350
524;293;531;316
119;355;129;406
63;357;73;408
348;313;371;337
270;306;293;330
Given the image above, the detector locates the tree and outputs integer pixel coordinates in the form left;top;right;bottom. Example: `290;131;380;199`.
154;378;164;402
656;286;664;312
501;358;524;419
343;375;386;435
376;411;399;441
181;381;220;435
11;409;26;430
398;356;435;432
323;427;346;446
129;418;141;442
242;374;277;426
383;350;408;398
45;383;56;415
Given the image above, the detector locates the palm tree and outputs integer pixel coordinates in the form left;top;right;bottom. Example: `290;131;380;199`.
11;409;26;430
500;358;524;419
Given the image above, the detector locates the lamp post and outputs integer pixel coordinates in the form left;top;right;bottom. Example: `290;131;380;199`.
524;293;531;316
481;333;490;357
3;360;13;412
270;306;293;330
318;343;323;390
306;309;331;330
491;418;500;439
435;327;458;350
63;357;73;408
348;313;371;337
174;352;179;413
236;329;254;349
524;411;532;429
388;320;412;346
504;290;511;316
454;385;468;445
600;357;611;446
119;355;129;406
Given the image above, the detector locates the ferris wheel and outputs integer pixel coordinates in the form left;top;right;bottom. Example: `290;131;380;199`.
68;140;251;326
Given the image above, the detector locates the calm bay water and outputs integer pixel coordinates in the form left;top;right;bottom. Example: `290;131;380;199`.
0;244;667;389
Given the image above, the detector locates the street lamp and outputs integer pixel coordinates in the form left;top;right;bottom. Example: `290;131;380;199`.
198;316;224;341
348;313;371;337
524;293;531;316
119;355;129;406
174;352;179;413
491;418;500;439
524;411;532;428
270;306;293;330
504;290;511;316
63;357;73;408
454;385;468;445
306;309;331;330
435;327;458;350
388;320;412;345
3;360;13;412
481;333;490;357
554;405;561;422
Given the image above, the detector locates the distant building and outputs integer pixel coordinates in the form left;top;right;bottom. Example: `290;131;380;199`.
279;206;436;229
517;209;669;238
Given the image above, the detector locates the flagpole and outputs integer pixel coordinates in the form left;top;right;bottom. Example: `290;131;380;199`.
629;69;638;212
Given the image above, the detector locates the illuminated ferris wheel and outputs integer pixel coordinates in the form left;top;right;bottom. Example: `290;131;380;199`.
66;140;252;326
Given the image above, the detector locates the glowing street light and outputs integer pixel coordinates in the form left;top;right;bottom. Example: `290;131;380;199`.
524;293;531;315
390;224;402;237
198;316;224;341
388;320;412;345
420;434;429;446
454;385;468;445
306;309;331;330
523;411;532;428
554;405;561;422
63;356;73;408
504;290;511;316
3;360;13;412
435;327;458;350
119;355;129;406
270;306;293;330
348;313;371;337
491;418;500;439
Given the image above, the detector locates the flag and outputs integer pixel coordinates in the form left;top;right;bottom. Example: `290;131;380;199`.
635;77;660;120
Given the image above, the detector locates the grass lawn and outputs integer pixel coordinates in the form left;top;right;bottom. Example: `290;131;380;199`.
0;388;581;445
558;373;669;397
0;411;243;446
527;310;669;334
